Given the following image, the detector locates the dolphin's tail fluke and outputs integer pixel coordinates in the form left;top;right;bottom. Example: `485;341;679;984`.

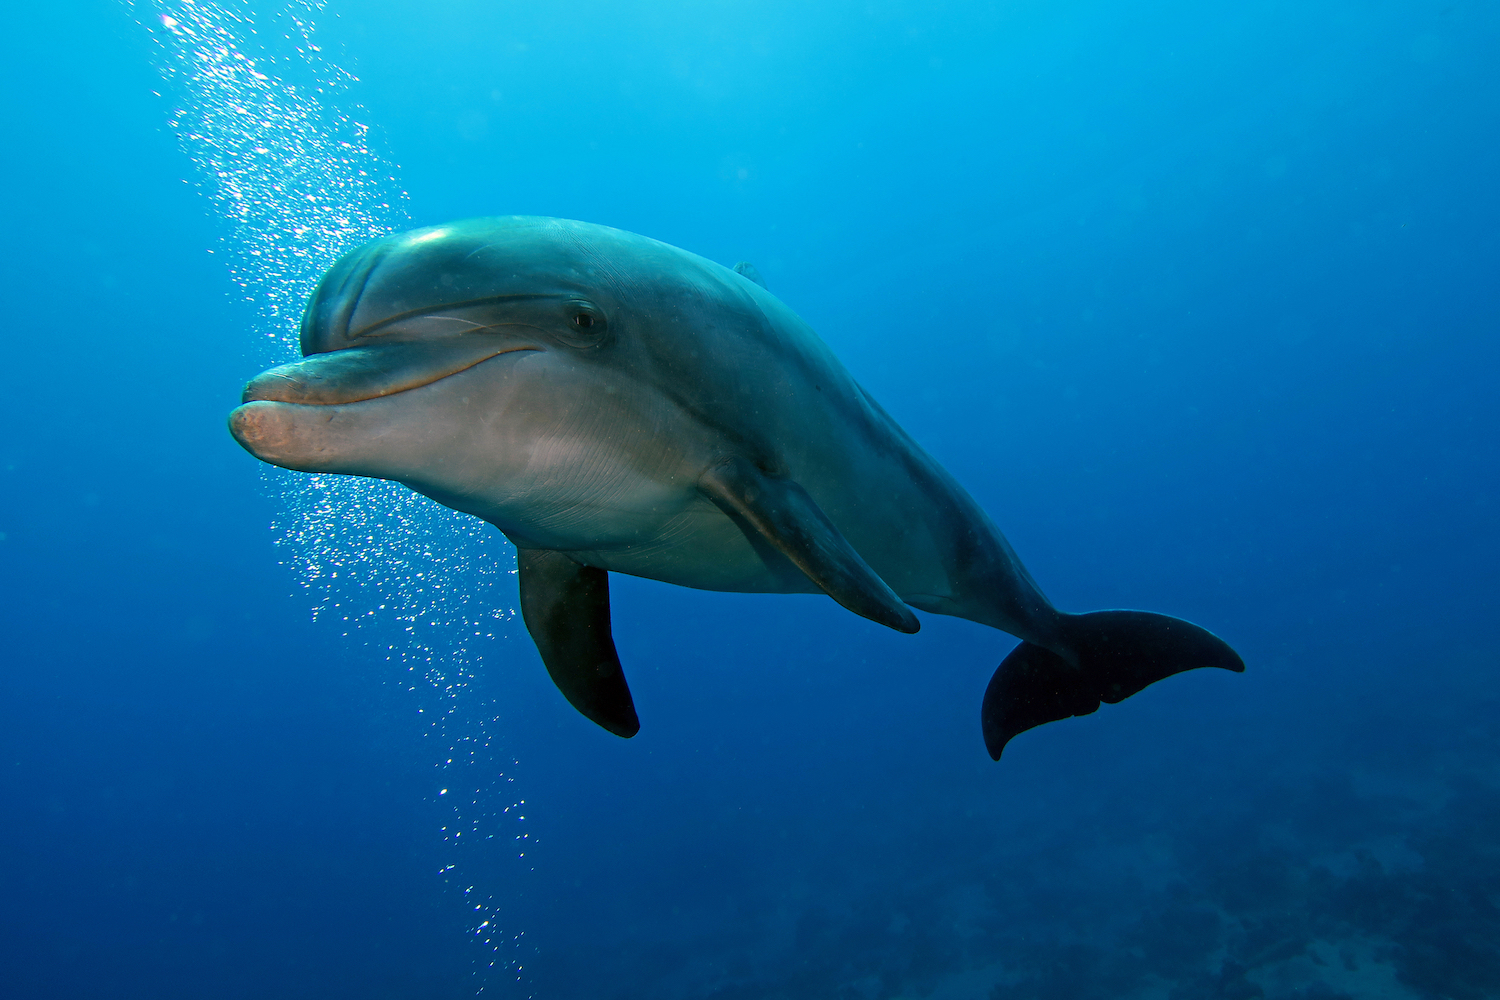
981;610;1243;760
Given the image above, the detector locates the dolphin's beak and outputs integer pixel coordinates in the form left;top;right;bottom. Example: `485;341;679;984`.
228;339;536;470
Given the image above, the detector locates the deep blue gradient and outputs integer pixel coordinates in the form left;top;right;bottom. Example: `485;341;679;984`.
2;1;1496;997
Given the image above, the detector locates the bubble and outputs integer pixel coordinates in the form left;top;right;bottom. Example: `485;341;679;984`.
126;2;531;993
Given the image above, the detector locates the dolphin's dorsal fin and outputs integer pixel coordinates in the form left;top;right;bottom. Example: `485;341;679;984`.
699;457;919;634
733;261;768;290
516;548;640;737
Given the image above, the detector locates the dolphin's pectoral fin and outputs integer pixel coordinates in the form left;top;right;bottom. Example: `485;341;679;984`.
699;457;920;634
516;548;640;738
980;610;1244;760
733;261;768;290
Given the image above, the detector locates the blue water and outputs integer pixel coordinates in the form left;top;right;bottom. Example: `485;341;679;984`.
3;1;1497;997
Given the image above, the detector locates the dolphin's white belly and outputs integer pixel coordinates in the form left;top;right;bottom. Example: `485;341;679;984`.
505;413;961;601
567;499;822;594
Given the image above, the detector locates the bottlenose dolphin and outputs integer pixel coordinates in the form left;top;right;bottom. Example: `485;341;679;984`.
229;217;1242;759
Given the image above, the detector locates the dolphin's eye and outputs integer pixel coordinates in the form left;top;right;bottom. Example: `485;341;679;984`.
558;301;607;347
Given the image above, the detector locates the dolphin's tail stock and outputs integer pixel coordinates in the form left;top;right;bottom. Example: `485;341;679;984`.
980;610;1244;760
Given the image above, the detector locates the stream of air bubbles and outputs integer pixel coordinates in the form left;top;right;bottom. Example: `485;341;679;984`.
125;1;531;992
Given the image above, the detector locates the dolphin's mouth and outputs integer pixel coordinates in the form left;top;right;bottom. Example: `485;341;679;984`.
241;339;538;406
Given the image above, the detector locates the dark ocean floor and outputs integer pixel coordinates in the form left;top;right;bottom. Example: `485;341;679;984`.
527;649;1500;1000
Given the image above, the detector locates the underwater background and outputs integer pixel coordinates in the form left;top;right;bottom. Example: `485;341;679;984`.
2;1;1497;997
